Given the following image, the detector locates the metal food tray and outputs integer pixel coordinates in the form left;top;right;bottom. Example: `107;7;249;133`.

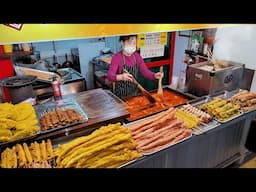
215;112;243;123
123;86;197;123
188;95;243;124
177;101;220;135
0;132;39;150
34;98;88;133
124;114;192;156
118;157;143;168
141;133;192;156
228;89;256;114
192;120;220;135
243;107;256;114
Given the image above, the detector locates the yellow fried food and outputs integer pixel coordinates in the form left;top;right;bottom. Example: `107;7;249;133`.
5;148;12;168
62;133;131;168
1;148;8;168
59;127;130;164
0;103;15;119
176;109;200;129
15;120;38;132
56;123;141;168
14;102;34;121
76;140;137;168
0;136;10;142
34;142;41;162
89;150;142;168
16;144;26;167
12;129;32;141
0;123;8;129
23;143;33;164
40;140;47;160
46;139;55;158
56;123;124;164
0;129;12;137
10;146;18;168
0;118;16;129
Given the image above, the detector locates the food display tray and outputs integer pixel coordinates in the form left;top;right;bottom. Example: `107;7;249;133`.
118;157;143;168
188;95;244;124
176;101;220;135
0;132;39;150
123;86;197;123
214;112;243;123
192;120;220;135
34;98;88;133
124;114;193;156
141;133;192;156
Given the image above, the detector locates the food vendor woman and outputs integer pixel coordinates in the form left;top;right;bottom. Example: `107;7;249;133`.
107;35;163;99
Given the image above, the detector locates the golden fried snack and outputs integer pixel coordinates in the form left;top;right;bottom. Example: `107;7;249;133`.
87;149;127;168
0;103;15;119
0;129;12;137
65;109;83;122
62;110;72;123
15;119;38;131
65;109;77;122
0;118;17;129
56;110;66;123
0;136;10;142
26;161;52;168
64;127;130;160
12;129;33;141
48;111;59;126
14;102;34;121
23;143;33;164
16;144;26;167
76;139;136;168
46;139;55;158
88;150;142;168
1;147;8;168
61;133;131;168
40;116;47;131
34;141;41;162
56;124;128;164
108;151;142;168
72;110;83;121
40;140;47;160
29;142;41;163
5;148;12;168
10;146;18;168
43;114;53;130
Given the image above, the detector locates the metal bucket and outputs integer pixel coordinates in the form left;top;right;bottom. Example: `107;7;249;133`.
1;75;37;104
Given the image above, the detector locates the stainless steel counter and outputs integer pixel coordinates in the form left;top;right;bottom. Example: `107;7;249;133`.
32;68;86;100
123;110;256;168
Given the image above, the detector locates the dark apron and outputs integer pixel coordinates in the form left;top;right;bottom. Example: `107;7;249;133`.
114;53;139;99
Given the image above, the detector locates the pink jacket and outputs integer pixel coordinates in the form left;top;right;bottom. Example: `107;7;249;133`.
107;51;155;82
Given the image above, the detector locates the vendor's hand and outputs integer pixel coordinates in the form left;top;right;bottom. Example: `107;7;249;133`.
155;72;164;79
118;72;133;81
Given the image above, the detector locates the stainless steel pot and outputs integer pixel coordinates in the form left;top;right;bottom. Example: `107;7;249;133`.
0;75;37;104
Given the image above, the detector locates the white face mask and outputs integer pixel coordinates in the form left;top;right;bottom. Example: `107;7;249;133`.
124;46;136;55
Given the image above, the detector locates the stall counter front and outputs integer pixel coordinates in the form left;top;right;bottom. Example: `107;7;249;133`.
123;110;256;168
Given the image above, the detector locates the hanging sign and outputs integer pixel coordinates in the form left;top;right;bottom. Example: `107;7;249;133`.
0;24;238;44
4;24;23;31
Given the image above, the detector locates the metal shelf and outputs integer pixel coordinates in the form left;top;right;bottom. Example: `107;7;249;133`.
0;51;32;59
